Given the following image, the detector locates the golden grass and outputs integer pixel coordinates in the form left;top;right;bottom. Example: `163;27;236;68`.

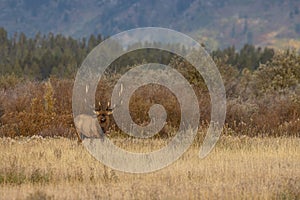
0;135;299;199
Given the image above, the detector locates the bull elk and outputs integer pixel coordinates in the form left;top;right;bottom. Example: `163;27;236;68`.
74;102;113;143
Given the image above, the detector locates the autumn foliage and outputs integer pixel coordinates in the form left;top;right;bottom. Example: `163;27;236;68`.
0;50;299;138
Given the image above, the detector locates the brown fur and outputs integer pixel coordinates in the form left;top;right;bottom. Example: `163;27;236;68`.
74;102;113;143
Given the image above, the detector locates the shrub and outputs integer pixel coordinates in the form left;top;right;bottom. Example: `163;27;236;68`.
1;50;300;138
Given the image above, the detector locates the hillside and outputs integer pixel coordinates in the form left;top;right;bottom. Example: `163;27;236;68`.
0;0;299;49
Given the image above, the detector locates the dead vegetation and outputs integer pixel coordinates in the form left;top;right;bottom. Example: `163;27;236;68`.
0;136;299;199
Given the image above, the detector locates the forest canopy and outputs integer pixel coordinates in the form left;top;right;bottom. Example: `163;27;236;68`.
0;27;275;80
1;27;300;138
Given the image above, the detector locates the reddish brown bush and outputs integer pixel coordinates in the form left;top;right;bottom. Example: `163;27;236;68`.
1;50;300;138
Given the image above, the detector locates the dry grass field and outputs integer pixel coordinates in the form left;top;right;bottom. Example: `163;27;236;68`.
0;135;299;199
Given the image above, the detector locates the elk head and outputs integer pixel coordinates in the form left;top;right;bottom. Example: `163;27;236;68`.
94;101;113;134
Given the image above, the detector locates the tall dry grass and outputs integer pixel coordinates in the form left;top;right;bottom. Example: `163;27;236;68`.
0;135;299;199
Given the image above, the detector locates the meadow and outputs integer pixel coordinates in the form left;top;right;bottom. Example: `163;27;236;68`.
0;135;299;199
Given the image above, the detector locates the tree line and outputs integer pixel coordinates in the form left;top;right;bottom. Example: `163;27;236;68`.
0;25;300;138
0;27;275;80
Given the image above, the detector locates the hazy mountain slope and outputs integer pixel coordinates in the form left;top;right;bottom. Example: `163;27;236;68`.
0;0;299;49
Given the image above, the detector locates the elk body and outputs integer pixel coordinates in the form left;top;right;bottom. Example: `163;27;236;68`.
74;102;113;143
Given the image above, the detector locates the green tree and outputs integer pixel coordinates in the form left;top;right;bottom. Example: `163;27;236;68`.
252;50;300;95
